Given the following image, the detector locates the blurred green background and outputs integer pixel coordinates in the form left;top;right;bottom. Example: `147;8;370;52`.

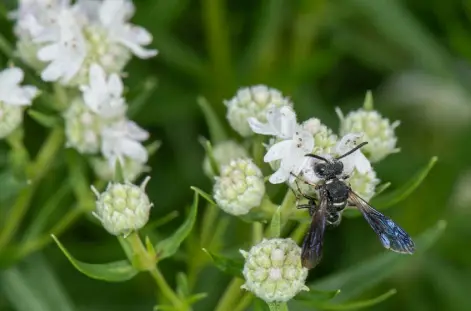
1;0;471;310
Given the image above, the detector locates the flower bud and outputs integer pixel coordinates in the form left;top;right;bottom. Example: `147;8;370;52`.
213;158;265;215
348;168;380;202
203;140;248;177
64;98;103;154
225;85;292;137
337;105;400;163
0;102;23;139
241;238;309;302
302;118;338;155
92;177;153;236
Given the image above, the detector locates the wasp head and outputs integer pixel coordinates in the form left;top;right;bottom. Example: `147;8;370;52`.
313;160;343;179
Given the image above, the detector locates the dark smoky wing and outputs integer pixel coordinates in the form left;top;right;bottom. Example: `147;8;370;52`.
301;198;327;269
348;191;415;254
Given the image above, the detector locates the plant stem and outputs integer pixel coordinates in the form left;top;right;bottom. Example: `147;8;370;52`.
0;128;64;248
214;278;245;311
125;232;187;311
253;222;264;244
233;293;254;311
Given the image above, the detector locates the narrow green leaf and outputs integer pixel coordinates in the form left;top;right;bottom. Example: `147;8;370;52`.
296;289;341;302
1;255;75;311
197;97;227;143
308;220;446;302
147;140;162;157
344;157;437;218
199;137;220;176
52;235;139;282
269;206;281;238
373;182;391;197
113;159;125;183
127;77;158;118
373;156;438;208
27;110;60;128
301;289;396;310
190;186;216;205
176;272;190;298
202;248;244;277
156;191;198;260
186;292;208;305
145;210;179;230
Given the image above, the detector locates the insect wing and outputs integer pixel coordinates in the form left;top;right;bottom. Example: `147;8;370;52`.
348;191;415;254
301;198;327;269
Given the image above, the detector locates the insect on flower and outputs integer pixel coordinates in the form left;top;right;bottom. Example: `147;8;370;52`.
292;142;415;269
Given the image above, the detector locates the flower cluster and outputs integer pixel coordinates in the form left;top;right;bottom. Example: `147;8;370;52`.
11;0;157;86
0;67;38;138
8;0;157;181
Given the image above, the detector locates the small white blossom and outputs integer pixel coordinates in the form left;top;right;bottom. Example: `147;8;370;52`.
37;9;87;83
80;63;126;119
336;101;400;163
213;158;265;215
0;67;38;138
249;106;314;184
302;118;338;155
92;177;152;236
101;120;149;166
90;156;149;182
225;85;292;137
241;238;309;302
97;0;157;59
203;140;248;177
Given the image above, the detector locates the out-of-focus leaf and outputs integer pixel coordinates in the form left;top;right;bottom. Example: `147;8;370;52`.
156;191;198;260
0;169;28;203
343;156;437;218
127;77;158;118
190;186;215;205
1;255;75;311
296;289;341;302
297;289;396;310
202;248;244;278
199;137;220;176
176;272;190;298
269;206;281;238
52;235;139;282
307;220;446;302
197;96;227;143
186;292;208;305
27;110;61;128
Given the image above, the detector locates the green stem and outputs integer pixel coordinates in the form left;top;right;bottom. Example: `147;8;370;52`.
125;232;187;311
233;293;254;311
214;278;245;311
0;128;64;248
268;301;289;311
253;222;263;244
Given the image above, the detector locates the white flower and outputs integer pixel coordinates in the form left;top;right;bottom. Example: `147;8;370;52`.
80;63;126;119
37;9;87;83
301;118;338;155
90;156;149;182
226;85;293;137
0;67;38;106
101;120;149;166
249;106;314;184
92;177;153;236
348;168;380;202
241;238;309;302
202;140;248;177
97;0;157;58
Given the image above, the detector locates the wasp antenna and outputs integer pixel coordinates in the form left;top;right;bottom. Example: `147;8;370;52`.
305;154;329;162
336;142;368;160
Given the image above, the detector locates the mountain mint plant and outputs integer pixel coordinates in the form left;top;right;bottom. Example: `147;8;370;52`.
0;2;440;311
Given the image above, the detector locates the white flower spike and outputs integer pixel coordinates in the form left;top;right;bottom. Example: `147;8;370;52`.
80;63;126;119
249;106;314;184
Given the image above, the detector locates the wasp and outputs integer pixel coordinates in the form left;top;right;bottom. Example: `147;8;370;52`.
292;142;415;269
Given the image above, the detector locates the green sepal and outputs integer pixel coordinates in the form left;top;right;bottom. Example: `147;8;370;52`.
362;90;374;110
113;159;125;183
202;248;244;278
52;235;139;282
269;206;281;238
155;190;198;260
190;186;216;205
197;96;227;143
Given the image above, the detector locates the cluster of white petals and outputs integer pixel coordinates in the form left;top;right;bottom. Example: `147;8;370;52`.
11;0;157;86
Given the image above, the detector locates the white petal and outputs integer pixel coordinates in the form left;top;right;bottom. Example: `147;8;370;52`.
269;167;290;184
0;68;24;86
335;133;364;155
279;106;296;138
248;117;277;136
264;140;292;162
37;44;60;61
41;62;63;81
353;152;371;174
120;139;148;162
126;121;149;141
118;37;158;58
108;73;123;96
